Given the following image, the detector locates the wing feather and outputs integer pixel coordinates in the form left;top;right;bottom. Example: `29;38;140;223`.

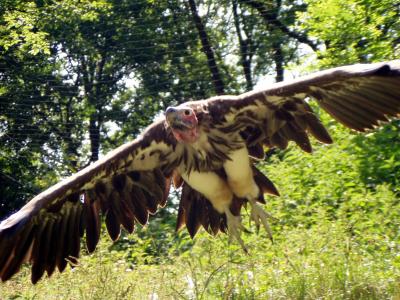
0;120;177;282
178;183;227;237
207;60;400;153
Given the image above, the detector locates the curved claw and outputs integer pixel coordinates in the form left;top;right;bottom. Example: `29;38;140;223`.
249;199;276;241
225;209;249;253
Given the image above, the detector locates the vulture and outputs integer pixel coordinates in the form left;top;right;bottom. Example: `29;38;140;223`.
1;60;400;283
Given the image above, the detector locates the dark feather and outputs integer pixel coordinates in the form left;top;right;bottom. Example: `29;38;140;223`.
0;237;15;276
303;112;333;144
148;183;164;206
176;199;186;232
368;80;400;101
282;100;298;111
64;205;81;267
71;206;83;258
1;222;35;281
139;172;164;205
270;131;289;149
94;182;110;213
186;198;201;238
119;198;135;233
58;215;73;273
275;109;294;121
31;218;54;283
45;217;61;277
142;190;158;215
154;168;167;192
28;221;47;273
293;114;308;130
54;214;70;272
329;96;381;125
131;188;149;225
105;209;121;241
229;197;244;216
351;90;397;116
281;122;312;153
253;166;280;197
160;176;171;207
173;171;184;188
112;174;126;192
248;143;265;159
127;171;141;182
198;197;210;231
110;191;133;234
207;202;222;235
318;100;365;131
180;184;203;236
84;200;101;253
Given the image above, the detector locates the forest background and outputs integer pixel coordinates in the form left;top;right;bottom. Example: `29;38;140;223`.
1;0;400;298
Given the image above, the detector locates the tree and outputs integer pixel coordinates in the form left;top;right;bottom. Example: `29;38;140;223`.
0;0;62;217
187;0;225;94
298;0;400;68
239;0;315;82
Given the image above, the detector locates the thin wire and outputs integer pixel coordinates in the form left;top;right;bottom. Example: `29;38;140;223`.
0;0;317;190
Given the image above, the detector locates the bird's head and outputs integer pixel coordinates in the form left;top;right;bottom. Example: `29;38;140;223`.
165;105;199;143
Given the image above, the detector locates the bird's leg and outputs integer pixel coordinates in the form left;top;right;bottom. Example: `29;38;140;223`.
225;208;248;253
223;148;277;247
248;198;276;241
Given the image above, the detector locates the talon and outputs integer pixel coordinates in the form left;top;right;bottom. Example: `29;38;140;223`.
249;199;276;241
225;209;249;253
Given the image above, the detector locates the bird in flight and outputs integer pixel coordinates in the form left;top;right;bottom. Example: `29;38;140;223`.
1;60;399;283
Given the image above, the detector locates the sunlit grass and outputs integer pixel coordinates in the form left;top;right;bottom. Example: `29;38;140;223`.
2;215;400;299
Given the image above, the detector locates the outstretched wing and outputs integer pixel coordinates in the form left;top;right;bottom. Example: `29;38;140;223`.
205;60;400;155
0;120;178;283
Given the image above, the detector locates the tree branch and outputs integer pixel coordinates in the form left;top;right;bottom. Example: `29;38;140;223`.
241;0;318;52
232;0;253;90
187;0;225;95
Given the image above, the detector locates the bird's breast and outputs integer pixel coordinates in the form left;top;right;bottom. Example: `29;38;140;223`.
176;126;244;173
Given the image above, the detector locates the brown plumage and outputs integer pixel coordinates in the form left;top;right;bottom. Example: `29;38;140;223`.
1;60;400;283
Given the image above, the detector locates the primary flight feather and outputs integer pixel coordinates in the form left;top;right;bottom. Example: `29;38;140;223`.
1;60;400;283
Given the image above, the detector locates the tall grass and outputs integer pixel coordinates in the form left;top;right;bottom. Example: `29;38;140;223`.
2;216;400;299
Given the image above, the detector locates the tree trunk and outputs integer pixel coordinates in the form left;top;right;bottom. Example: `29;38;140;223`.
273;42;284;82
64;95;79;171
80;56;106;164
187;0;225;95
88;114;100;162
241;0;318;52
232;0;253;91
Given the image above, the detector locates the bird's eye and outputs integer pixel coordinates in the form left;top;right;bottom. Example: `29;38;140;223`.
184;109;191;116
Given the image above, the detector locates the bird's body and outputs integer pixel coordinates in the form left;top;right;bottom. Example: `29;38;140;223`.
1;60;400;283
170;101;271;245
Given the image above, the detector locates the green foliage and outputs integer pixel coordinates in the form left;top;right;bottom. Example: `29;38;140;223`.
351;121;400;191
0;1;50;56
298;0;400;67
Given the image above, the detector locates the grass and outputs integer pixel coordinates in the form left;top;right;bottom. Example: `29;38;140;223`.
1;216;400;299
